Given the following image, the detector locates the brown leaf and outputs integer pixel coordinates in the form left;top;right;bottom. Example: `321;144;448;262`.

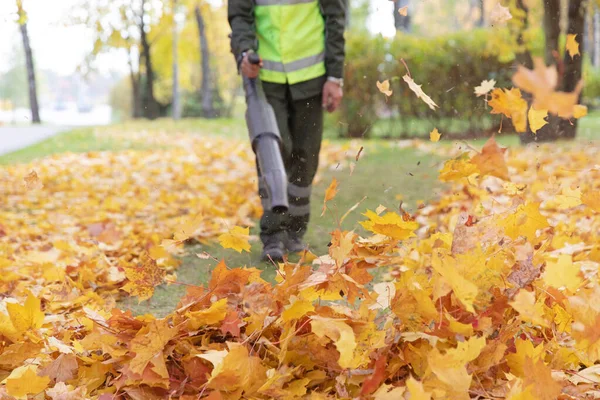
39;354;78;382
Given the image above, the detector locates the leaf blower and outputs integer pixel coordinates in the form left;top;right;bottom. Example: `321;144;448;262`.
242;52;289;214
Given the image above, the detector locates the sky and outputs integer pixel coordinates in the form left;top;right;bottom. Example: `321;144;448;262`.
0;0;395;77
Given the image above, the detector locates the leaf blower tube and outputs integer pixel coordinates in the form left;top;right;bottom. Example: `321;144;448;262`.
242;52;289;214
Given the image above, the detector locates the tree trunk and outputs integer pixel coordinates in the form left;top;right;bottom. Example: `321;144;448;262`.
393;0;410;33
543;0;561;65
478;0;485;27
172;0;181;120
128;47;142;119
140;0;160;120
594;6;600;66
523;0;587;143
195;4;216;118
17;14;40;123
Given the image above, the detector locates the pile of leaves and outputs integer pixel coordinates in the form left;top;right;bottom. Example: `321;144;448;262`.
1;127;599;398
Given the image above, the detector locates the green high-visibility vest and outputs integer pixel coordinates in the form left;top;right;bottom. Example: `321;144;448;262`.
255;0;326;84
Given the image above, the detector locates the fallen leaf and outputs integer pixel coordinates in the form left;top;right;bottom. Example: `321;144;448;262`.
24;170;43;190
429;128;441;142
218;226;251;253
543;254;582;293
5;365;51;398
311;317;357;368
39;354;78;383
509;290;550;328
403;74;438;110
46;382;87;400
122;253;166;301
566;34;580;59
376;80;392;97
6;292;45;335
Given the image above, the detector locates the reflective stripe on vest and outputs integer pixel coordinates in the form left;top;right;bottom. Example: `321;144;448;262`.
255;0;326;85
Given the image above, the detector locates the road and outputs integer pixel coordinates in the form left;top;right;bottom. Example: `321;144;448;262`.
0;125;68;156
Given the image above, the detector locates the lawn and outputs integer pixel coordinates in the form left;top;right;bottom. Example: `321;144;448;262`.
3;112;600;316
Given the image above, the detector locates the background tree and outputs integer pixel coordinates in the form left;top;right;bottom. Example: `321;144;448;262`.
15;0;41;124
521;0;587;142
393;0;411;32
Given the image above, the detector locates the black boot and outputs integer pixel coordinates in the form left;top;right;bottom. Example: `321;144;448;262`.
260;232;286;262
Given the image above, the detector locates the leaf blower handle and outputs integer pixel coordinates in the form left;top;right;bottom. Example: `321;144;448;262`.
248;52;261;66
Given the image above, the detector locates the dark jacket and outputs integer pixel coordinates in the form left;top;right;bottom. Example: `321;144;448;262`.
228;0;346;100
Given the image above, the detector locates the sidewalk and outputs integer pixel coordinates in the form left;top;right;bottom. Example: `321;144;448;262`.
0;125;67;155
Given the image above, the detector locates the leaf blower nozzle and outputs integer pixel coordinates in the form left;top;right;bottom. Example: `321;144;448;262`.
243;53;289;214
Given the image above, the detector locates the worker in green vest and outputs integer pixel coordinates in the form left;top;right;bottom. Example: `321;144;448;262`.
229;0;346;261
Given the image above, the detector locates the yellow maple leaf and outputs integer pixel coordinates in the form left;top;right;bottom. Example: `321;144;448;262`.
360;210;418;240
398;6;408;16
403;74;438;110
506;338;545;377
321;177;339;216
405;376;432;400
488;88;527;132
186;298;228;330
129;319;178;375
122;253;166;301
552;185;582;210
311;317;357;368
218;226;251;253
543;254;582;293
573;104;588;119
6;292;45;335
5;365;50;399
429;128;441;142
281;296;315;322
474;79;496;97
439;152;479;182
582;189;600;212
427;336;486;393
432;251;478;313
528;107;548;134
376;80;392;97
490;2;512;26
509;290;550;328
499;202;549;242
566;34;580;59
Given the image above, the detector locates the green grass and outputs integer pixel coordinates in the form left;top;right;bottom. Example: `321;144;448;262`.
123;143;443;317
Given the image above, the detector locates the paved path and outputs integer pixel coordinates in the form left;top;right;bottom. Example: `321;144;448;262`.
0;126;68;156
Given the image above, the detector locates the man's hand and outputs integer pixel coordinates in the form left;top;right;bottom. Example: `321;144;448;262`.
322;80;343;113
241;53;262;78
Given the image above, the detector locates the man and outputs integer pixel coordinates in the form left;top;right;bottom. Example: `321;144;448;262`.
228;0;346;261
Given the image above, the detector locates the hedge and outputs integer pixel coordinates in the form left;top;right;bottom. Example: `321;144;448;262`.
336;29;535;138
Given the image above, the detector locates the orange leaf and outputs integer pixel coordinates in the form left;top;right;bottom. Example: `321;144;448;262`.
321;177;339;216
470;136;509;181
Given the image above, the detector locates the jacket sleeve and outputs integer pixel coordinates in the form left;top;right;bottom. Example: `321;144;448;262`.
228;0;257;61
320;0;346;79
